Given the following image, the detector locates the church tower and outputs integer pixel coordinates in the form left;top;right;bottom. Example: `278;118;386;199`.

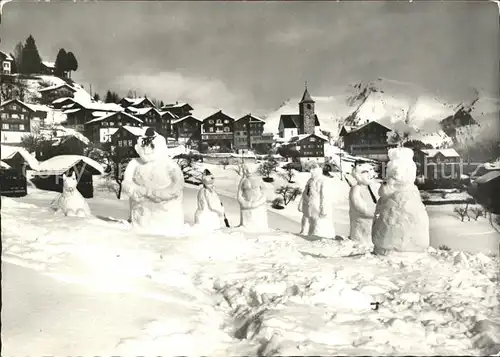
299;83;316;135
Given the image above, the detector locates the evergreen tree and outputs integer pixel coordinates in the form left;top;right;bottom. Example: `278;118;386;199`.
65;51;78;78
54;48;67;77
13;41;23;73
105;90;113;103
93;93;101;102
9;53;17;73
20;35;42;74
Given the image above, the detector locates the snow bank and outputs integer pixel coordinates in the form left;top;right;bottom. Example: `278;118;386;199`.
2;196;498;356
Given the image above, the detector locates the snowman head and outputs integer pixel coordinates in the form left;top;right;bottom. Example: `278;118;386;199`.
62;170;77;192
308;161;322;178
385;147;417;184
202;169;215;188
352;161;376;186
135;128;167;163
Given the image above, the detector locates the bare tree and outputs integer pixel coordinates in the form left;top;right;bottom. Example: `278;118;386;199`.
275;185;302;206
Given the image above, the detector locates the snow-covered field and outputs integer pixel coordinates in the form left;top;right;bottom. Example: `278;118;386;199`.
2;190;500;356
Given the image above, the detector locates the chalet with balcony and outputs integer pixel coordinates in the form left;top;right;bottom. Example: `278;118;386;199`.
171;115;202;148
414;148;462;180
0;99;47;144
125;107;176;138
201;110;235;151
110;125;149;159
234;114;274;151
160;102;193;118
39;83;77;105
279;87;321;140
119;97;156;109
282;133;328;162
0;50;14;75
63;100;123;133
339;121;395;161
84;111;143;144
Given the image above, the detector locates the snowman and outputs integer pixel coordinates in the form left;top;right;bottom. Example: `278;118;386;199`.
371;147;430;254
121;128;186;236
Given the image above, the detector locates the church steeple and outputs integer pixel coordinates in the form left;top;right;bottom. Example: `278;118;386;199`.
300;82;315;104
299;82;316;135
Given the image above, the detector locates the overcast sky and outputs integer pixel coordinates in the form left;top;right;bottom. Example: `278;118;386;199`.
2;1;498;116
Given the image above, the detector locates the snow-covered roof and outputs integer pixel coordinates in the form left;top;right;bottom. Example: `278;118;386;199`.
475;170;500;184
161;102;193;109
63;108;81;114
286;133;329;144
420;148;460;158
38;83;77;93
52;97;75;104
171;115;201;124
36;155;104;176
119;125;150;137
235;113;266;122
0;145;39;170
0;50;14;61
1;161;12;169
126;107;160;116
84;111;143;125
42;61;55;68
24;103;51;112
122;97;154;107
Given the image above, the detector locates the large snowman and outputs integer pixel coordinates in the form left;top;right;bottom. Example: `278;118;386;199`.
122;128;185;235
371;147;430;254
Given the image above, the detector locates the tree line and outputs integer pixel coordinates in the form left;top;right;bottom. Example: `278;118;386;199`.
8;35;78;78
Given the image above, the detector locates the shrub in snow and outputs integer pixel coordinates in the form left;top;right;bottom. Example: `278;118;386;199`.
454;204;471;222
438;244;451;251
372;147;430;253
469;205;485;221
271;197;285;210
279;167;296;183
275;185;302;206
258;157;278;181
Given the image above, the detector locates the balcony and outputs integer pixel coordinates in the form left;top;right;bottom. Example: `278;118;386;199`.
201;132;233;141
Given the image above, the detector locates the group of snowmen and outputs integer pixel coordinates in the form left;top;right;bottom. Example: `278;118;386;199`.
55;128;430;254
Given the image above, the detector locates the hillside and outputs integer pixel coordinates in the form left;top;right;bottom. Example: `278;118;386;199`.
263;78;498;150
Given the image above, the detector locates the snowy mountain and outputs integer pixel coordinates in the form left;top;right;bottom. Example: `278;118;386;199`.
263;78;497;149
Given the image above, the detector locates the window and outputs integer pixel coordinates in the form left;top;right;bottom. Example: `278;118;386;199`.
223;127;230;132
109;121;115;126
209;127;214;133
10;123;19;130
310;137;316;142
1;113;7;119
2;123;9;129
209;120;214;124
118;140;123;147
216;119;222;125
224;120;229;124
11;104;17;110
19;124;25;130
118;121;122;126
11;113;19;119
128;140;133;146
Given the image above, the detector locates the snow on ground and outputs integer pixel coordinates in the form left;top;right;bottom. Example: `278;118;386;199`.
2;193;499;356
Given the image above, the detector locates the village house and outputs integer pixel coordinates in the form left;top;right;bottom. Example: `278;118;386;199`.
0;50;14;75
110;125;150;159
339;121;395;161
41;61;55;75
413;148;462;180
119;97;156;109
125;107;177;138
62;100;123;133
0;99;47;145
160;102;194;118
84;111;143;144
171;115;202;148
39;83;77;105
234;113;274;152
282;133;328;163
278;86;321;141
201;110;235;151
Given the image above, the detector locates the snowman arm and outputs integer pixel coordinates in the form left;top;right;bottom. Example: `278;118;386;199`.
350;186;374;218
197;188;206;211
149;164;184;201
237;178;250;209
121;159;140;195
206;191;224;215
297;193;304;212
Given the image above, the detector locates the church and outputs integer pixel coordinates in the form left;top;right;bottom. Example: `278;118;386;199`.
278;85;321;140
